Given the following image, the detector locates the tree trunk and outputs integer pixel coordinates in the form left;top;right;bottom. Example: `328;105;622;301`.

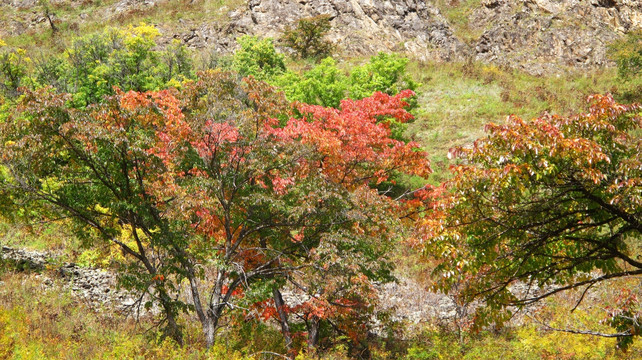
158;289;183;346
307;316;320;352
273;288;293;353
205;270;228;347
186;270;216;348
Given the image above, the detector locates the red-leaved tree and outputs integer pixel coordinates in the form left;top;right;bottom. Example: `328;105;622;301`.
1;71;430;354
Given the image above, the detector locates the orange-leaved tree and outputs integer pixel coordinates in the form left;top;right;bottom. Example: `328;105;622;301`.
1;71;431;354
421;94;642;347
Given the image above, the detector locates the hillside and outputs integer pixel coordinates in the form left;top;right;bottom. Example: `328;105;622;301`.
1;1;641;360
2;0;642;74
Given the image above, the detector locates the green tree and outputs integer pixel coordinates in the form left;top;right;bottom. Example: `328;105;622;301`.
275;57;347;108
232;35;286;80
348;53;418;101
282;15;333;59
423;94;642;346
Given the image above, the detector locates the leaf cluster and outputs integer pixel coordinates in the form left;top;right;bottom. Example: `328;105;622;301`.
423;94;642;339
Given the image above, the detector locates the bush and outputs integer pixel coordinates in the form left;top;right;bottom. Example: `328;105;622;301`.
33;24;193;107
282;15;333;59
232;35;286;80
0;44;32;98
274;57;347;108
608;30;642;102
348;52;419;100
273;53;419;111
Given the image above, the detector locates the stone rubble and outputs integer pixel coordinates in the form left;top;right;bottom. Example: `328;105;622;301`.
1;245;460;327
1;246;153;317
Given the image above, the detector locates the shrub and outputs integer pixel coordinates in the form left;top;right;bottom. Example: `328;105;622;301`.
232;35;286;80
608;30;642;102
32;24;193;107
0;45;32;98
348;52;419;100
274;57;347;108
282;15;333;59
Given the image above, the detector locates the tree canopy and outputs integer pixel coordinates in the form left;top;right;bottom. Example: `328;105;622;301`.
422;94;642;343
0;67;429;354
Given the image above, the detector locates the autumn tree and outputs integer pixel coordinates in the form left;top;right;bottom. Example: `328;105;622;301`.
1;69;430;354
260;89;430;355
423;94;642;343
1;86;192;343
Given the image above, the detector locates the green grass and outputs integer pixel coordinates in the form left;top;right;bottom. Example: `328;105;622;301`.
405;60;618;183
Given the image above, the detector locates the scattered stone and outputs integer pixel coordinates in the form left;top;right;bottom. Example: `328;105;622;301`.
1;246;154;317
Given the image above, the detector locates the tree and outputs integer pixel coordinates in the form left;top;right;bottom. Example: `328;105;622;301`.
1;86;191;344
1;70;430;353
282;15;333;59
232;35;286;80
422;94;642;343
262;89;430;355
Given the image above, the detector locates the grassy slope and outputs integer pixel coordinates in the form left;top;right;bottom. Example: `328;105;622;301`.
0;0;245;51
405;61;617;183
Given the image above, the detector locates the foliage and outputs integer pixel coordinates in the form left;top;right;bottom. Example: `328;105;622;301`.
422;94;642;343
34;23;193;107
609;31;642;81
0;68;430;354
232;35;286;80
230;35;417;110
0;44;32;98
401;60;618;184
608;30;642;102
282;15;333;59
347;53;418;102
275;58;348;108
273;53;418;112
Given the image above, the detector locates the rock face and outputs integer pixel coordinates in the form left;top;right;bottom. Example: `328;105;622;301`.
232;0;469;61
471;0;642;74
2;0;642;74
170;0;642;73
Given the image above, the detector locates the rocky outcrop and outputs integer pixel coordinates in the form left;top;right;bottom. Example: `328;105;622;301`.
2;0;642;74
233;0;468;61
471;0;642;74
166;0;642;73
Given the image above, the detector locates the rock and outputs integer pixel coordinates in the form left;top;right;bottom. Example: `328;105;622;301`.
3;0;641;74
217;0;469;61
1;246;154;316
471;0;642;74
